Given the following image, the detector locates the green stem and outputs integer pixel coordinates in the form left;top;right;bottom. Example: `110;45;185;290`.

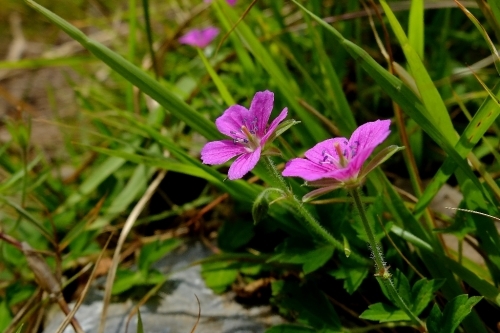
349;188;424;328
262;156;368;265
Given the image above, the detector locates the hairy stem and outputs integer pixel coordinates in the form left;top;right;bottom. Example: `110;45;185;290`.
349;188;424;328
262;156;368;264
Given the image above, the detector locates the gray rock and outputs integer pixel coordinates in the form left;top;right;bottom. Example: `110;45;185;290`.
44;242;283;333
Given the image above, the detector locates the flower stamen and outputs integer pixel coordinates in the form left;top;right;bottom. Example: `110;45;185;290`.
334;143;348;168
241;125;260;150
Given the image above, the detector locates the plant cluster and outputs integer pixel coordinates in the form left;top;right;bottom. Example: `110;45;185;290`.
0;0;500;332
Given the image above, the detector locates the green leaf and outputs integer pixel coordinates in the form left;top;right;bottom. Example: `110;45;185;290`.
112;270;145;295
138;238;182;273
411;279;446;316
271;280;341;331
441;295;483;333
392;270;412;305
217;220;255;252
379;0;454;138
426;295;483;333
0;299;12;332
360;303;410;323
83;145;219;183
328;261;368;294
302;247;334;274
201;261;239;294
265;324;316;333
408;0;424;59
268;119;301;142
6;283;36;307
14;324;24;333
137;308;144;333
414;83;500;217
426;303;442;333
269;238;334;274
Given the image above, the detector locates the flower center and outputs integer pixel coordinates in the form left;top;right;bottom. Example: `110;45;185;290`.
229;117;260;151
319;140;360;169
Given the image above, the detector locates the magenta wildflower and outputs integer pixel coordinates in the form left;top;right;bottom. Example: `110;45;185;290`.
201;91;288;180
179;27;219;48
283;120;395;199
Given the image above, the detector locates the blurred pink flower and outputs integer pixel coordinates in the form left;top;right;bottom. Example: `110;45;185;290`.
201;90;288;180
204;0;236;5
282;120;391;197
179;27;219;48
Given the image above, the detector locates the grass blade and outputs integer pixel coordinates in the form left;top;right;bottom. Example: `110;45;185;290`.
378;0;455;141
290;0;494;208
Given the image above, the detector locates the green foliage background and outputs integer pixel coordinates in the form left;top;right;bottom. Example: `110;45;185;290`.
0;0;499;332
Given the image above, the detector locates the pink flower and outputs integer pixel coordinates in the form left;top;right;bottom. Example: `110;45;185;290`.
201;91;288;180
179;27;220;48
204;0;236;5
282;120;393;198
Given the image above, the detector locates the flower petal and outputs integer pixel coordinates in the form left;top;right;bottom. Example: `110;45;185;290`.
323;168;358;182
249;90;274;136
215;105;250;137
179;27;219;48
261;107;288;143
349;119;391;171
282;158;331;181
304;137;348;166
201;140;246;165
227;147;261;180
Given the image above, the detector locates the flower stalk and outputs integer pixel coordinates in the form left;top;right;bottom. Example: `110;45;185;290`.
262;156;368;265
349;188;424;328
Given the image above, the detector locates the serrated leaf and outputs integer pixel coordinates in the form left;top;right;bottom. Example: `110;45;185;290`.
426;295;483;333
328;263;368;294
440;295;483;333
426;303;443;333
392;270;412;305
411;279;446;316
269;238;334;274
359;303;410;323
302;246;334;274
